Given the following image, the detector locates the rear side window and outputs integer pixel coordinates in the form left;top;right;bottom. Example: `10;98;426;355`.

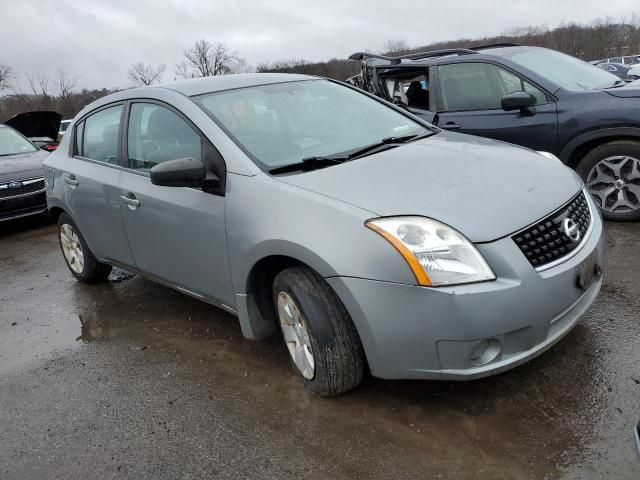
438;62;546;112
81;105;123;164
126;103;202;172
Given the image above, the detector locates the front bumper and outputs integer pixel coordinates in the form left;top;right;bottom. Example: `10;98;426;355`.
327;207;605;380
0;179;47;222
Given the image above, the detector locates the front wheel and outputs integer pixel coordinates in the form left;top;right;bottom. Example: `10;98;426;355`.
577;140;640;221
272;266;364;397
57;213;112;283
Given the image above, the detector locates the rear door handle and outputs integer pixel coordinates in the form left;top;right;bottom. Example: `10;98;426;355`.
441;122;461;130
120;193;140;210
64;175;79;187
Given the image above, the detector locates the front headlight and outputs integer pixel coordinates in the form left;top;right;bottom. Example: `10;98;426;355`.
366;216;495;287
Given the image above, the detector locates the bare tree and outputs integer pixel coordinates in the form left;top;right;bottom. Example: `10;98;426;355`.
26;72;50;97
0;64;11;93
183;39;238;77
128;61;166;86
383;39;409;56
174;61;192;80
56;70;78;98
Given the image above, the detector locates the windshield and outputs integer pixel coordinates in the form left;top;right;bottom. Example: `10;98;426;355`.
508;48;620;91
0;127;38;156
59;121;71;133
194;79;430;170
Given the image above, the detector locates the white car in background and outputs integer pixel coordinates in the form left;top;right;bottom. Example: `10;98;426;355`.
58;119;72;140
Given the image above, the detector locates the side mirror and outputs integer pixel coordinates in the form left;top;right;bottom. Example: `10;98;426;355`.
501;91;535;112
150;157;215;188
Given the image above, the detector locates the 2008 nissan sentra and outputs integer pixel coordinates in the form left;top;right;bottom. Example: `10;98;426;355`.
43;73;605;396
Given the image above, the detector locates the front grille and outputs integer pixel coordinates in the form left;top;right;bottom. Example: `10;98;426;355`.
0;191;46;219
0;178;45;199
512;191;591;269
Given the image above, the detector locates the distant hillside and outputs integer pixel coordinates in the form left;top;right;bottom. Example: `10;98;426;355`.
257;17;640;80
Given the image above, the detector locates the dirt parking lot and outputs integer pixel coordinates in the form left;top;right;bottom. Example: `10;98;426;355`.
1;216;639;479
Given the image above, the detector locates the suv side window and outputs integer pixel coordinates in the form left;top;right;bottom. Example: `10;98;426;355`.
82;105;123;164
438;63;546;112
127;103;202;172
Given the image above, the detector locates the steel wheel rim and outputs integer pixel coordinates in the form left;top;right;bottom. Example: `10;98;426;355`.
277;291;315;380
60;224;84;273
586;155;640;213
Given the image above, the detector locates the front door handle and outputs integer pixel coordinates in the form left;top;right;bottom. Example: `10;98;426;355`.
120;193;140;210
64;175;79;187
441;122;461;130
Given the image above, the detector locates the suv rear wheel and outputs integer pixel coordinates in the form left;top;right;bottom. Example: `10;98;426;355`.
577;140;640;221
272;266;364;397
57;213;112;282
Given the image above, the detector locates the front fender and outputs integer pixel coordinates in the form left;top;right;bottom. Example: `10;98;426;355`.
226;173;417;296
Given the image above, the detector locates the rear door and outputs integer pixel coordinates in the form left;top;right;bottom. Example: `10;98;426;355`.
118;101;235;308
432;61;559;153
63;104;134;265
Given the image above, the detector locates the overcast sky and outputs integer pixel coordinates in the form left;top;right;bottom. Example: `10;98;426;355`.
1;0;637;90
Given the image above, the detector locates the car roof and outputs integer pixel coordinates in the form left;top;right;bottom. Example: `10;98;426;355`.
359;45;538;68
149;73;318;97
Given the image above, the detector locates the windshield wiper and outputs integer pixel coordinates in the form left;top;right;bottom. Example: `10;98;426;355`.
268;133;432;175
343;133;432;160
607;79;627;88
269;155;348;175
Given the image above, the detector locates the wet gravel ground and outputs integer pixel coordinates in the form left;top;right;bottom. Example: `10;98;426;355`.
1;215;639;479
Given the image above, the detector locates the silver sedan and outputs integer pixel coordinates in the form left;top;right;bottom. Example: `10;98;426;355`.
44;74;604;396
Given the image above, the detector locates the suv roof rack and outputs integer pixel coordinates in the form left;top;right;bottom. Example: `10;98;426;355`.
349;48;477;65
349;43;522;64
469;43;521;50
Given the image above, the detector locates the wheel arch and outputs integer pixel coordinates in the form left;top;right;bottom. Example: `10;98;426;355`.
235;241;339;339
234;242;361;344
560;127;640;169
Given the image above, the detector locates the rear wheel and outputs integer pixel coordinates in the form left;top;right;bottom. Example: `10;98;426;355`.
57;213;112;282
577;140;640;221
272;266;364;397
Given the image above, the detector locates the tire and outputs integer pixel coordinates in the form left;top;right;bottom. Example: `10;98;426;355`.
576;140;640;221
57;213;112;283
272;266;364;397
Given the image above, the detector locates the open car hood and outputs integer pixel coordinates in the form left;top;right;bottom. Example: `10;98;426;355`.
4;111;62;140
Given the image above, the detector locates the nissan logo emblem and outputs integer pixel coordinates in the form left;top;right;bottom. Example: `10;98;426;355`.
563;217;581;243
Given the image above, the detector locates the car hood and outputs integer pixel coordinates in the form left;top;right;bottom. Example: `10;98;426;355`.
275;133;582;243
604;83;640;98
4;111;62;140
0;149;48;184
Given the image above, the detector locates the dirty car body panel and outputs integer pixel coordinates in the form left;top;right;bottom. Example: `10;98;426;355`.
43;74;604;383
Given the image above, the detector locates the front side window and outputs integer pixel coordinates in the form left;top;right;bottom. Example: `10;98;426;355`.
82;105;123;164
0;126;38;156
508;48;619;91
438;62;546;112
126;103;202;172
194;79;429;170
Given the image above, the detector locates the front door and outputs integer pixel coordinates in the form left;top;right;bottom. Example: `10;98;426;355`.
119;101;235;308
433;62;558;153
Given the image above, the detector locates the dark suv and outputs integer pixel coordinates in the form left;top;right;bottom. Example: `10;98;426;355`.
348;44;640;220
